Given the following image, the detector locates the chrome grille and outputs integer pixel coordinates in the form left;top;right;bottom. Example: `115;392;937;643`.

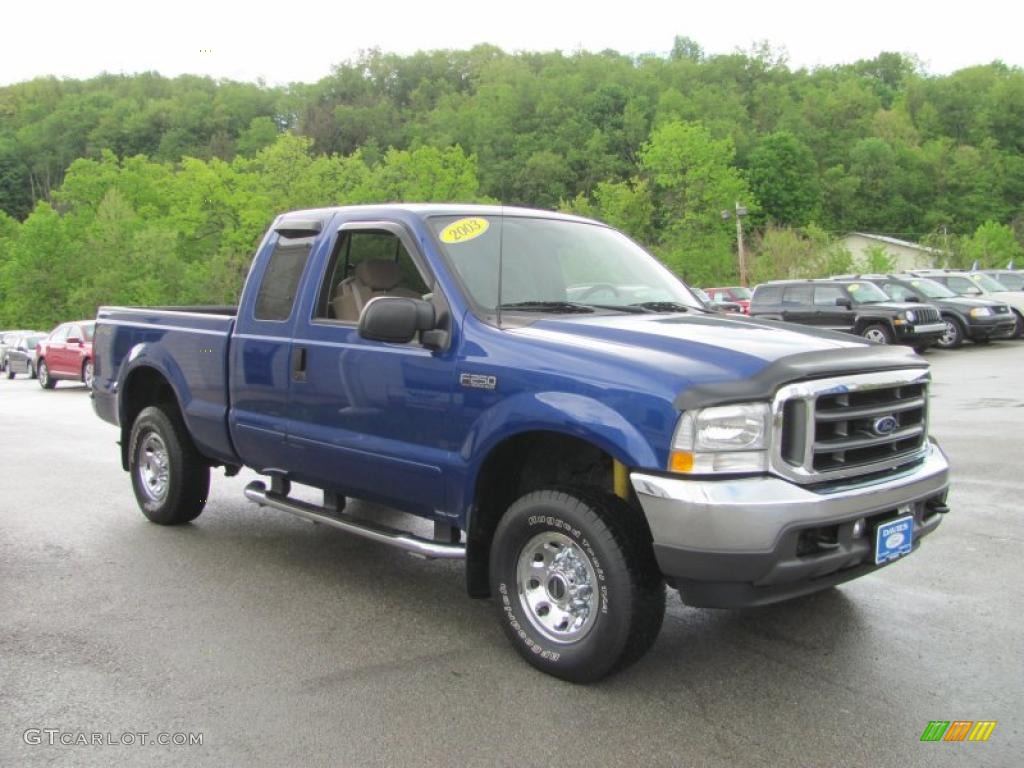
771;369;931;483
913;306;940;323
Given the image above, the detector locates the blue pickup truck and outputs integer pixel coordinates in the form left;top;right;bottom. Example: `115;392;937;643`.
93;205;951;682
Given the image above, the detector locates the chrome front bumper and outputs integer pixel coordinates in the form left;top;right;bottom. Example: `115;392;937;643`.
630;442;950;607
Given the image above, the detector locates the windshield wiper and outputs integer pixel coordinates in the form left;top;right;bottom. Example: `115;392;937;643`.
498;301;595;314
628;301;699;313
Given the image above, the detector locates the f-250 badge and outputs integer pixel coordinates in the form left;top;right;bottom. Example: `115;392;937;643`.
459;373;497;391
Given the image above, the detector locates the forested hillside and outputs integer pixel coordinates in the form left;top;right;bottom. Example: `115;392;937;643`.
2;39;1023;327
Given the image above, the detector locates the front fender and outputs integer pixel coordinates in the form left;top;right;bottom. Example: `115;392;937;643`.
462;390;661;484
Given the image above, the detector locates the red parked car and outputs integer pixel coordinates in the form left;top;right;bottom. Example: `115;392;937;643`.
37;321;95;390
704;286;752;314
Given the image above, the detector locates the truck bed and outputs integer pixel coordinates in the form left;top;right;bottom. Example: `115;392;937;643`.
93;306;239;465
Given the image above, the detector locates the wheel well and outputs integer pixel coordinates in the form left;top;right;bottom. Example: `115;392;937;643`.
119;367;179;470
465;431;646;598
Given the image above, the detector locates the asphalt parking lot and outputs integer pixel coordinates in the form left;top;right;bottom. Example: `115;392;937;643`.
1;343;1021;767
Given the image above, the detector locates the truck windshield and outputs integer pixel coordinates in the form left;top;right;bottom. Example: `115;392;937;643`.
991;272;1024;290
428;215;702;313
844;282;890;304
969;273;1009;292
907;278;957;299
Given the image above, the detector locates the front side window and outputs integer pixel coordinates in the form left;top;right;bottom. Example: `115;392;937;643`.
428;215;700;313
254;236;314;321
947;276;981;294
843;282;890;304
881;282;915;301
906;278;956;299
315;229;431;323
81;323;95;341
50;325;69;342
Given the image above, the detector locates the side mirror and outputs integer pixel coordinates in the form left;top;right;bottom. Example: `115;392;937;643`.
359;297;438;347
66;337;82;345
835;297;853;309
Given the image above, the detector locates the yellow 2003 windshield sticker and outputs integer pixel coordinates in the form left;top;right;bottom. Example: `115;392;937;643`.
440;217;489;244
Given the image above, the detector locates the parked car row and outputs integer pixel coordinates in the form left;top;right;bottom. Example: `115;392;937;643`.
701;269;1023;352
0;321;96;387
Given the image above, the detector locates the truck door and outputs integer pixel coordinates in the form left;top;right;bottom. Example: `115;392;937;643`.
283;219;456;515
812;284;854;331
228;228;318;473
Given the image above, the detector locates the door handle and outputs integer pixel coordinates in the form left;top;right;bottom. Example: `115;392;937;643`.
291;346;307;382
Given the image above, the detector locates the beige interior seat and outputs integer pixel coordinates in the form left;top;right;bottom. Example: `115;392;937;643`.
331;260;421;321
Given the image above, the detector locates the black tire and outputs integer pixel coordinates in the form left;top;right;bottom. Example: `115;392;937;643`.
936;316;964;349
860;323;893;344
6;366;15;379
489;488;665;683
37;360;56;389
1012;310;1024;340
128;405;209;525
29;362;37;379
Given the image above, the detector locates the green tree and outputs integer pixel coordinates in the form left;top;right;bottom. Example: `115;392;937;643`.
963;220;1024;268
746;131;821;226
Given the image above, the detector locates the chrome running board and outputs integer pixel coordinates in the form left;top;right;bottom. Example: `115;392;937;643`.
244;481;466;560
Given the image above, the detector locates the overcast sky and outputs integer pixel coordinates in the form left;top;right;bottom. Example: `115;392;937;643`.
2;0;1020;87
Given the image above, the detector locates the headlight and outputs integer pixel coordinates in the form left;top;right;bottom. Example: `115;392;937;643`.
670;402;770;474
905;310;916;322
969;307;992;317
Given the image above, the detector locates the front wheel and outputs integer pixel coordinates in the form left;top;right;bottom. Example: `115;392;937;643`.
82;359;94;389
936;317;964;349
128;406;210;525
6;366;15;379
861;323;893;344
490;488;665;683
1012;311;1024;340
37;360;56;389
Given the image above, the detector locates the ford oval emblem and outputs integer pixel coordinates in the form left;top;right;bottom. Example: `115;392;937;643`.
872;415;898;435
885;532;905;549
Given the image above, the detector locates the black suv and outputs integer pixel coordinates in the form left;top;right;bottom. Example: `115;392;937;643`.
836;274;1016;348
749;279;945;351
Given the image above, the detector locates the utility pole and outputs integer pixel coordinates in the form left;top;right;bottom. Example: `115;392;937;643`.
721;201;749;286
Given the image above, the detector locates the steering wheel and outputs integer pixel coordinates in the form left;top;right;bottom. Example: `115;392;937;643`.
577;283;621;300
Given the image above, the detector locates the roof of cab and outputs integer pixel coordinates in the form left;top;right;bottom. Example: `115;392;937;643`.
274;203;602;227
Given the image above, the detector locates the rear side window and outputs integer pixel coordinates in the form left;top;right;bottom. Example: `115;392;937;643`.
813;285;845;305
782;285;813;306
753;285;782;304
254;236;314;321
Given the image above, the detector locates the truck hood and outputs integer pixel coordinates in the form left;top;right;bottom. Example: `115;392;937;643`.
511;311;923;406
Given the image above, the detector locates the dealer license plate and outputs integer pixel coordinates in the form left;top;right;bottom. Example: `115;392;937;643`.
875;514;914;565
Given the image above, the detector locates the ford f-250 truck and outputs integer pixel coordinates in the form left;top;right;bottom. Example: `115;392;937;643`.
92;205;951;682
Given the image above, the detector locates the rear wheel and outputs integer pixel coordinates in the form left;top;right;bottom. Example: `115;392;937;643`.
936;317;964;349
129;405;209;525
861;323;893;344
490;488;665;683
37;360;56;389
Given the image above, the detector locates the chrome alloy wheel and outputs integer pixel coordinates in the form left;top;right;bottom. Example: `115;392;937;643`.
863;327;888;343
83;360;94;389
516;531;599;643
138;433;170;503
938;320;957;348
